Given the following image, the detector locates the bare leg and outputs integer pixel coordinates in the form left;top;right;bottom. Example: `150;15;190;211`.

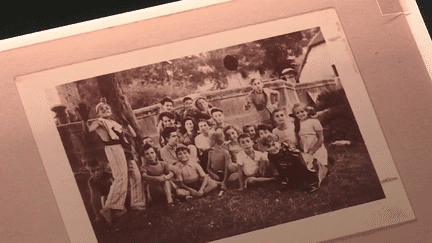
317;164;328;187
246;176;275;186
228;172;239;182
163;180;174;204
203;178;219;194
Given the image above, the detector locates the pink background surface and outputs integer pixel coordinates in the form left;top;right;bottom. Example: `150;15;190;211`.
1;0;431;242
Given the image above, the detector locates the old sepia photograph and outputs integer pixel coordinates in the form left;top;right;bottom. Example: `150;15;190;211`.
15;9;414;243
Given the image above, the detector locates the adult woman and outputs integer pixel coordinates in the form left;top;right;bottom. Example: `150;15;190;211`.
179;116;198;146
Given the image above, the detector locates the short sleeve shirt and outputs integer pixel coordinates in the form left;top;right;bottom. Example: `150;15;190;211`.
142;160;170;176
298;119;323;136
236;150;267;176
174;161;207;184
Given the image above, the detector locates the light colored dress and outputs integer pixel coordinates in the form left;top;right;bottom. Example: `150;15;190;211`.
298;118;328;166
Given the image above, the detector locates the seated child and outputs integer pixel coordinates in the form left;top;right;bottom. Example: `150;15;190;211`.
243;124;260;150
255;124;274;152
259;134;319;192
207;132;239;190
173;147;219;198
236;133;275;190
222;125;243;164
257;124;273;138
141;144;177;206
86;159;113;223
140;136;162;161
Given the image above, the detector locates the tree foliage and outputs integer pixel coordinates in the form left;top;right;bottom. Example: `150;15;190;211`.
60;27;321;110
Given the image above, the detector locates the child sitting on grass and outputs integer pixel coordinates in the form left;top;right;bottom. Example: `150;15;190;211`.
236;133;275;190
243;124;259;150
141;144;177;206
272;108;297;147
259;134;319;192
86;159;113;223
222;125;243;164
207;132;239;190
173;147;219;198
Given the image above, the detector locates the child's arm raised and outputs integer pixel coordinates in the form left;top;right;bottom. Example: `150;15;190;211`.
123;124;137;138
87;119;103;133
243;93;253;111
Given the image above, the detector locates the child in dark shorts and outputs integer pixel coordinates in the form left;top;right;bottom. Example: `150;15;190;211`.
207;132;238;190
172;147;219;198
259;134;319;192
86;159;113;223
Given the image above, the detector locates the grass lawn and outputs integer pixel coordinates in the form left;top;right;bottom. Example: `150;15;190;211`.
76;142;385;243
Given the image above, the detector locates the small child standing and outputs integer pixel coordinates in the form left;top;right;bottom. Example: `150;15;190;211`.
173;147;219;198
207;132;238;190
141;144;176;206
259;134;319;192
236;133;274;190
292;103;328;187
86;159;113;223
243;78;280;125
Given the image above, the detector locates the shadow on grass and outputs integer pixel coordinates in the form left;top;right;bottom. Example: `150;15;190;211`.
81;143;385;243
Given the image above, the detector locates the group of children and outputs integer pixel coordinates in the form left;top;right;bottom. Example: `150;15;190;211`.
84;78;329;224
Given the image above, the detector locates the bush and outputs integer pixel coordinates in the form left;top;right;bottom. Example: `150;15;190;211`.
316;89;364;144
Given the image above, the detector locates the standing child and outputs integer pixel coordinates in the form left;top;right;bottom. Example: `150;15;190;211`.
243;78;280;125
141;144;177;206
86;159;113;223
173;147;219;198
292;103;328;187
236;133;274;190
207;132;238;190
259;134;319;192
84;99;146;223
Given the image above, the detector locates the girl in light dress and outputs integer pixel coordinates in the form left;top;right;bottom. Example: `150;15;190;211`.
292;103;328;187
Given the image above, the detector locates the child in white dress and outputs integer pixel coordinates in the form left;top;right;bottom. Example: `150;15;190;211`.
292;103;328;187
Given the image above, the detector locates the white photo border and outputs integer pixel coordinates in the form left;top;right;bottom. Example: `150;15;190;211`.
15;8;415;243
